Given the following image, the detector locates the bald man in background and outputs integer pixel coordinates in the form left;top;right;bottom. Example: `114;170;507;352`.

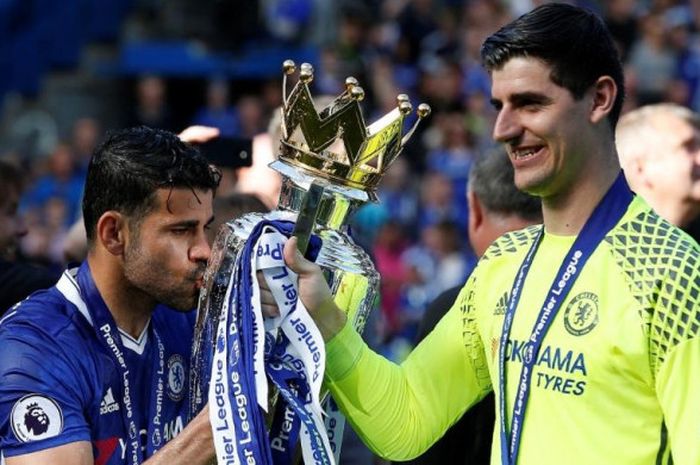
617;103;700;237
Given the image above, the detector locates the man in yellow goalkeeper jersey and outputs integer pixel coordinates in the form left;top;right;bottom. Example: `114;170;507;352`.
263;3;700;465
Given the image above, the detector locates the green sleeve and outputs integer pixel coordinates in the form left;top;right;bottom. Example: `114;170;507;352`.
324;284;491;461
648;254;700;465
656;336;700;465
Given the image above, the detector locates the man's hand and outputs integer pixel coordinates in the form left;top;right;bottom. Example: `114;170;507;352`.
178;126;220;144
259;237;347;341
284;237;347;340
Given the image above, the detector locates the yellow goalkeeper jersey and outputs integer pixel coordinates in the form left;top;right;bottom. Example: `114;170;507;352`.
325;196;700;465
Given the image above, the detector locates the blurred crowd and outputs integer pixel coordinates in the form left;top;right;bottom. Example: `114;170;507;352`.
3;0;700;358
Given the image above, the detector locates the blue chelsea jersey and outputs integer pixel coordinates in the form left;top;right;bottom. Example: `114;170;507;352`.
0;267;196;464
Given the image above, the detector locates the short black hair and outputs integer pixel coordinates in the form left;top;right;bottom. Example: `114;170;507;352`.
469;149;542;222
0;159;24;203
83;126;221;243
481;3;625;128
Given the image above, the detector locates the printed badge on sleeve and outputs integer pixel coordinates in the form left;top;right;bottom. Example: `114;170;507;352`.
11;394;64;442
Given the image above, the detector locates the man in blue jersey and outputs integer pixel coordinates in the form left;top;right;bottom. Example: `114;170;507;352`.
0;126;220;464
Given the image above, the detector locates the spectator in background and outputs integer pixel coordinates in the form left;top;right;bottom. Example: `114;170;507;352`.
20;142;85;267
617;103;700;236
603;0;638;62
425;111;477;225
416;171;463;232
374;219;411;338
424;220;470;295
235;104;283;208
236;95;266;139
666;7;700;111
127;75;174;131
376;158;419;233
71;117;102;175
207;192;269;244
192;79;239;138
22;141;84;227
0;159;60;315
262;0;313;44
397;0;439;63
627;11;676;105
401;148;542;465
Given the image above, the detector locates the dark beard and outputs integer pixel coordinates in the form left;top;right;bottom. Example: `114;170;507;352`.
122;240;202;312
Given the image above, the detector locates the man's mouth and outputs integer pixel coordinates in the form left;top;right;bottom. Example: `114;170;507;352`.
511;145;544;162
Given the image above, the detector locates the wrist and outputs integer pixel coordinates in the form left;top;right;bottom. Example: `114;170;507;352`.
315;297;347;342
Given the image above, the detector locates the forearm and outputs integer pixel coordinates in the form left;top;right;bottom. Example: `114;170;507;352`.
324;307;488;460
316;297;348;341
144;407;214;465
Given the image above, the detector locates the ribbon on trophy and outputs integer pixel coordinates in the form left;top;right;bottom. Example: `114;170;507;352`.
208;219;336;465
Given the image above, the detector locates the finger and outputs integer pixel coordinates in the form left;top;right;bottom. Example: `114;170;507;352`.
258;284;280;317
283;237;315;274
178;125;220;143
261;302;280;318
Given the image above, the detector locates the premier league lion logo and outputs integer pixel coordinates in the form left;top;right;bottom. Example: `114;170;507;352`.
11;394;63;442
24;403;50;435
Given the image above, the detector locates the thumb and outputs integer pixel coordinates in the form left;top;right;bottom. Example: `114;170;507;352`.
284;236;316;275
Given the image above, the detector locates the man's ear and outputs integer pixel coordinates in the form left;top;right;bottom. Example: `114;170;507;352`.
589;76;617;125
96;211;127;256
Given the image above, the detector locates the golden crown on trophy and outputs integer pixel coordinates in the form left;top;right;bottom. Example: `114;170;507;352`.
277;60;431;193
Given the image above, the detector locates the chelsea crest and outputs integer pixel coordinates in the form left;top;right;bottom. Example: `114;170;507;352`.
564;292;599;336
166;354;186;402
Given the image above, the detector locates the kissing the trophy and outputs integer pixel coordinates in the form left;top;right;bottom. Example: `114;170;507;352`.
189;59;430;464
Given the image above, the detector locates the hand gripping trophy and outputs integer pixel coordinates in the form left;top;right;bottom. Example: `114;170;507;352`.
189;60;430;464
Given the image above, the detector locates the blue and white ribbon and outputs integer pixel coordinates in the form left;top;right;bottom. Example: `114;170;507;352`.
209;220;336;465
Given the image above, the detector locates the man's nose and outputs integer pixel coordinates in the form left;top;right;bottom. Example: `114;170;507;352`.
190;229;211;263
492;107;522;143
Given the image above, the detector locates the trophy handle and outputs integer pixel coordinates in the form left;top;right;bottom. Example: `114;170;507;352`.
292;180;326;255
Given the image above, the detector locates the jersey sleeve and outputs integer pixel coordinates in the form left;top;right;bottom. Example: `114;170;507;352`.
655;336;700;465
651;262;700;465
0;314;93;456
324;278;491;461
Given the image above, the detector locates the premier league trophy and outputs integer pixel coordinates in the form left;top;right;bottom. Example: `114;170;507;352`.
189;60;430;464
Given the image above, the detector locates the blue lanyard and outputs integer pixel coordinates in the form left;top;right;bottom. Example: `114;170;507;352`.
497;173;633;465
77;263;165;465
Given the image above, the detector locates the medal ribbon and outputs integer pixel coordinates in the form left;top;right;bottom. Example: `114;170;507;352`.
76;263;166;465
